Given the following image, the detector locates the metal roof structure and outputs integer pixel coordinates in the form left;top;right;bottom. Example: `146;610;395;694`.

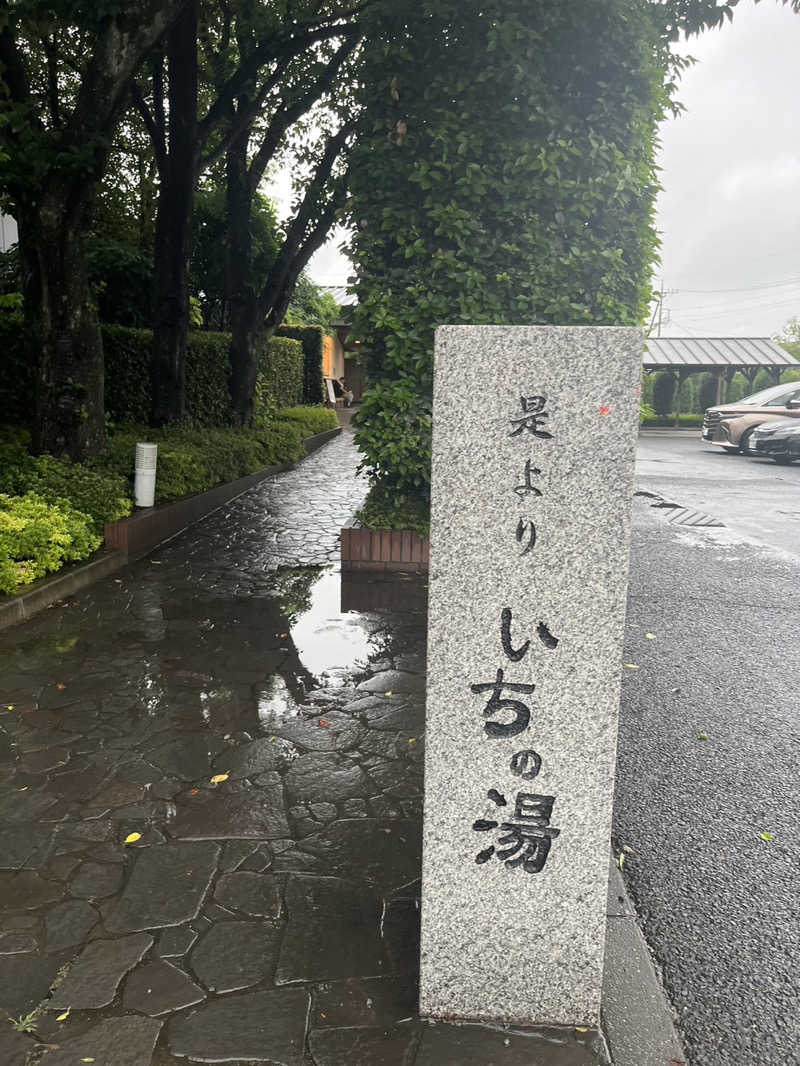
644;336;797;370
320;284;357;307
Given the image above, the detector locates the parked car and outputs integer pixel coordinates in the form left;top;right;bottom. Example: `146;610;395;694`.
701;382;800;454
748;418;800;464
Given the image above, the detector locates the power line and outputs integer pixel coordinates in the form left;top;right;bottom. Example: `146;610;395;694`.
673;275;800;294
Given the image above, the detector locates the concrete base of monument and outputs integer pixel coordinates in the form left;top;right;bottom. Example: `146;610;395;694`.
602;862;687;1066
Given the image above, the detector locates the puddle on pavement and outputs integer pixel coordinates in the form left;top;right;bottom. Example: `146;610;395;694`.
290;568;373;684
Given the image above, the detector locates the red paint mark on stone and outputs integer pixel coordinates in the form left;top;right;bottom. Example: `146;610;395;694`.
599;406;611;416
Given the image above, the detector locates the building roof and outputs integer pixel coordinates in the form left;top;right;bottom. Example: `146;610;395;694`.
644;337;797;370
320;284;357;307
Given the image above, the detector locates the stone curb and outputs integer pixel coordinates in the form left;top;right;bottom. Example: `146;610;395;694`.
602;862;686;1066
0;426;342;634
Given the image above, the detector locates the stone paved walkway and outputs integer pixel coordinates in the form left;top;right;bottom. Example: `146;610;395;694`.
0;429;605;1065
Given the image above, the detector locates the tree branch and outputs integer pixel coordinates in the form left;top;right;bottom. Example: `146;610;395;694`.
131;81;168;174
248;33;359;194
197;19;356;148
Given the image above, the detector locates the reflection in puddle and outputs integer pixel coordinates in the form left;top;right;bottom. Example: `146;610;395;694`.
290;569;372;684
257;674;303;723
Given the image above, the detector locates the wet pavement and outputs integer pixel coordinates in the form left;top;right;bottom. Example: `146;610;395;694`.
0;430;604;1065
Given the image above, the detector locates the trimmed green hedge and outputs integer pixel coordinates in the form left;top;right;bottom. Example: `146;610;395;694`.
641;414;703;427
0;492;101;595
259;337;304;410
103;326;231;427
277;325;325;405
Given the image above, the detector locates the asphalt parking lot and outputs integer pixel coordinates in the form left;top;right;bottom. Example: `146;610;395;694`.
636;430;800;559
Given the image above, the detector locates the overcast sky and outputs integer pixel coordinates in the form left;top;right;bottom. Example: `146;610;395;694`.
293;1;800;337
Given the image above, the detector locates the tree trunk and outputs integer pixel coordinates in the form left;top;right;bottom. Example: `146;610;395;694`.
19;189;106;460
226;130;262;427
150;0;198;426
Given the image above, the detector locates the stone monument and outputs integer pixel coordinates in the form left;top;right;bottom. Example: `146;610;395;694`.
420;325;642;1026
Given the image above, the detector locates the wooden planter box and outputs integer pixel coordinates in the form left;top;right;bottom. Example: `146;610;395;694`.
340;519;430;573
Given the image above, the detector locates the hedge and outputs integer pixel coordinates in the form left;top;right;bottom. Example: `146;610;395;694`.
2;316;308;430
103;326;231;427
277;325;325;405
259;337;304;410
0;492;101;595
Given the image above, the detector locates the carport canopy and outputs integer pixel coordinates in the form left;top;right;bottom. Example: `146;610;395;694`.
643;337;798;382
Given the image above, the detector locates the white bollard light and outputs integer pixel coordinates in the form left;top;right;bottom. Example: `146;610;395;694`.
134;443;158;508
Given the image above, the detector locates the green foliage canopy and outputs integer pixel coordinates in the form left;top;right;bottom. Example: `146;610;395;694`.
348;0;670;502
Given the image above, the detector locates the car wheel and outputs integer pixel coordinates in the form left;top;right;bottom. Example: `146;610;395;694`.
739;428;757;456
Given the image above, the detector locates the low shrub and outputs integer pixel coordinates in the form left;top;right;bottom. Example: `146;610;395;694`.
91;420;308;504
276;406;339;438
356;481;430;537
639;403;656;425
0;431;131;532
0;493;101;595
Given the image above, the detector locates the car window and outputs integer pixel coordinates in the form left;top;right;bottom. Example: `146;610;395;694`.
764;388;800;407
738;384;795;405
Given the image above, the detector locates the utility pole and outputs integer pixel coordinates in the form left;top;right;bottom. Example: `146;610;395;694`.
647;280;678;338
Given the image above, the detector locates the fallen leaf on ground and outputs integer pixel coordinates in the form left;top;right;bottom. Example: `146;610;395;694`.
56;683;67;691
124;832;142;845
280;633;288;638
622;844;634;854
408;738;416;745
698;732;709;741
760;831;773;842
18;786;28;792
624;664;639;670
618;853;626;871
318;718;331;728
6;705;12;710
151;560;162;565
81;1059;95;1063
210;773;229;784
188;788;199;796
645;632;655;639
385;691;392;697
56;1011;70;1022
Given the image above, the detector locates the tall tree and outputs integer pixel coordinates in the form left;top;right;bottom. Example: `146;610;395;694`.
0;0;185;459
133;0;360;426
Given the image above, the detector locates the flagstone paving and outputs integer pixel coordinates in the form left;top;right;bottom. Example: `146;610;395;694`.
0;429;606;1064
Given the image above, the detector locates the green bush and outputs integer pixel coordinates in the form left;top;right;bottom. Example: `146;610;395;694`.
752;369;773;394
639;402;656;425
102;325;151;425
0;305;33;427
697;373;718;413
781;368;800;384
356;481;430;537
1;455;131;531
677;375;697;414
641;413;703;427
652;372;676;417
259;337;303;410
184;332;231;427
276;406;339;438
103;326;231;427
91;421;308;504
725;372;747;404
348;0;667;502
277;325;326;405
0;492;101;595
